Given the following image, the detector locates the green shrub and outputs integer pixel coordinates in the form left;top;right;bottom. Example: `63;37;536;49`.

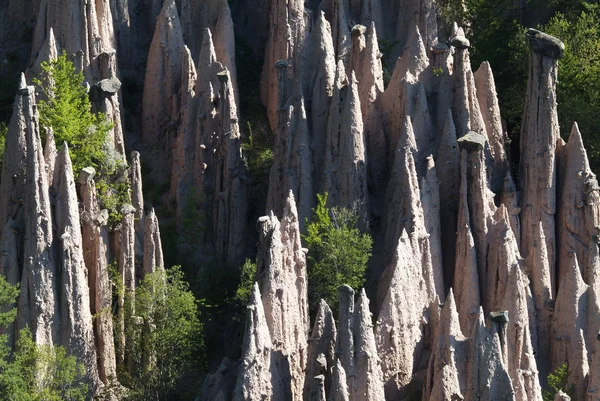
34;51;112;173
0;276;87;400
542;363;574;401
544;10;600;172
236;39;274;223
96;157;132;229
303;193;372;314
34;51;132;228
122;266;204;400
378;39;399;88
234;259;257;305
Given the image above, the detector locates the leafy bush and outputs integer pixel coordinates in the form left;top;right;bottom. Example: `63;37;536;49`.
303;193;372;313
544;10;600;172
236;39;274;223
378;39;399;88
234;259;257;305
542;363;574;401
96;157;132;229
34;51;132;229
122;266;204;400
34;51;112;173
1;329;88;401
0;276;87;400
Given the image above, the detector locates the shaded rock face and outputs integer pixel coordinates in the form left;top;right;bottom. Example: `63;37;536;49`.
3;0;600;399
141;0;185;180
168;28;248;266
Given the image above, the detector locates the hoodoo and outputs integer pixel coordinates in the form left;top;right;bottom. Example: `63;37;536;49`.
0;1;597;400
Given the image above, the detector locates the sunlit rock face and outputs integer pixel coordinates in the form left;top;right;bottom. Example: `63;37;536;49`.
2;0;598;399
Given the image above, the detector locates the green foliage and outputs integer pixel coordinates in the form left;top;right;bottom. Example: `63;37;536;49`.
542;363;574;401
96;157;132;229
461;0;528;136
436;0;600;172
378;39;399;88
34;51;112;173
0;276;87;400
34;51;132;228
192;258;254;365
234;259;257;305
236;38;274;223
241;121;274;189
0;276;18;327
544;0;600;18
436;0;470;33
303;193;372;313
544;10;600;172
122;266;204;400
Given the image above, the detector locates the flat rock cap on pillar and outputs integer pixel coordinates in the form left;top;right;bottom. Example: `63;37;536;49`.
451;36;470;49
457;131;486;152
527;29;565;59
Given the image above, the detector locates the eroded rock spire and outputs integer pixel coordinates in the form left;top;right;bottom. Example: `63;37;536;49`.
520;29;563;301
53;145;100;390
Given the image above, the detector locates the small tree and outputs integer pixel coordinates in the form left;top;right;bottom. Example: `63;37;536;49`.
123;266;204;400
542;363;574;401
544;10;600;172
34;50;112;173
0;276;87;400
303;193;372;313
35;51;132;228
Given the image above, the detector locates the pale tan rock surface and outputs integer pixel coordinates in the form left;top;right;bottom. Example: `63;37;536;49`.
487;206;543;401
233;283;274;401
452;34;485;138
79;171;116;384
336;285;355;382
460;136;496;313
53;146;100;390
258;192;309;401
353;289;385;401
4;3;600;400
520;31;563;313
422;157;444;299
436;109;460;287
424;291;467;401
261;0;306;131
266;93;313;227
453;151;480;336
321;66;368;217
375;229;433;399
21;83;59;347
558;123;596;284
143;208;164;275
474;61;508;192
303;300;336;400
141;0;184;174
301;11;335;188
551;254;589;372
212;69;248;266
329;358;350;401
464;310;516;401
